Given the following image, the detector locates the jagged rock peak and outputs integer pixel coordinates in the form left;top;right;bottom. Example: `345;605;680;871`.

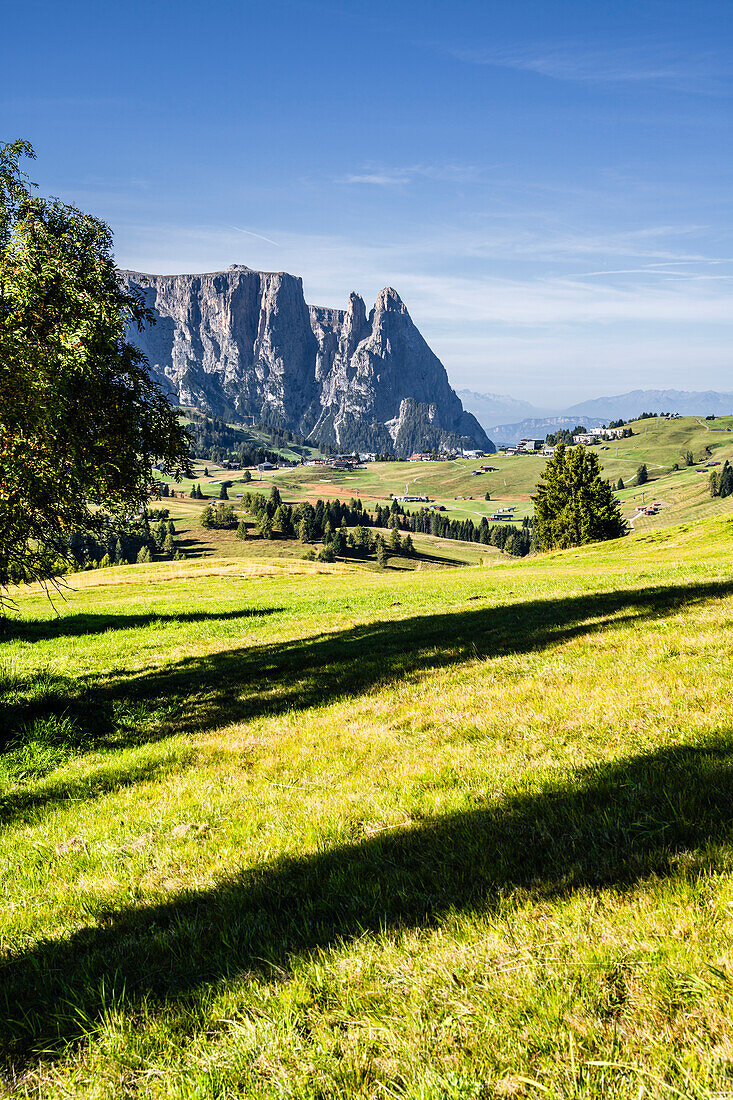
121;263;494;456
347;290;366;317
375;286;407;313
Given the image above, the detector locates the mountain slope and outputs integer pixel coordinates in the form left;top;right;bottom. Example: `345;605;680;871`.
122;265;493;457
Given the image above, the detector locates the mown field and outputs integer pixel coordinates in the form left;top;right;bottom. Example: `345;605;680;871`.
2;513;733;1098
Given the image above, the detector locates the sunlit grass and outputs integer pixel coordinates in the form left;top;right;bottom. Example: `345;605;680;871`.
2;515;733;1096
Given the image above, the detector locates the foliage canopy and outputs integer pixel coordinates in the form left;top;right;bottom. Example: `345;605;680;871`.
533;443;625;550
0;140;190;591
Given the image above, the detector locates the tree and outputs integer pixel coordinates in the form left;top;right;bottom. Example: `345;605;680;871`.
636;464;648;485
273;504;287;533
0;141;190;593
375;535;387;568
403;533;414;556
236;519;248;540
617;477;625;491
243;469;251;483
533;444;625;551
389;526;402;553
685;450;694;467
484;492;491;501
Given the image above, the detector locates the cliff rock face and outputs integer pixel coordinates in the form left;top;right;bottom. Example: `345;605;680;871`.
122;264;493;456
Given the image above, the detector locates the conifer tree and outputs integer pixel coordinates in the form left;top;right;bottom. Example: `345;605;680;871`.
533;444;625;550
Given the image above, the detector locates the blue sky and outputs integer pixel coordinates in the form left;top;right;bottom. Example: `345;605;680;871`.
2;0;732;405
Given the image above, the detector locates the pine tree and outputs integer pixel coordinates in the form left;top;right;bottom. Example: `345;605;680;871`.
636;464;648;485
163;532;174;556
389;526;402;553
533;444;625;551
617;477;624;491
403;534;414;556
273;504;287;533
236;519;248;540
375;535;387;568
219;483;229;500
136;546;151;564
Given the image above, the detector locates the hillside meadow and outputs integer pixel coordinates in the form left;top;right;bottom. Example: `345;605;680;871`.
2;514;733;1097
164;415;733;540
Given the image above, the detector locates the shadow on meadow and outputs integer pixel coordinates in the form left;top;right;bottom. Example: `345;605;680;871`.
10;576;732;741
1;579;732;833
1;606;282;643
3;578;733;754
1;738;732;1066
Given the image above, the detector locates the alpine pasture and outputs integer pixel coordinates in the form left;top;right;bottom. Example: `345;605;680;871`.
2;506;733;1098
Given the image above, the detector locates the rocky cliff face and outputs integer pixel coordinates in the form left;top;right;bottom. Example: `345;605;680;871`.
122;264;493;456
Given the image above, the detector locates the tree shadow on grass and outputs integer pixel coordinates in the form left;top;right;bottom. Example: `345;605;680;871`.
1;738;732;1067
62;578;733;732
1;607;283;643
0;750;196;827
3;579;733;757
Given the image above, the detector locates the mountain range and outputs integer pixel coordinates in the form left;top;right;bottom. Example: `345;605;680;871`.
461;388;733;446
122;265;492;457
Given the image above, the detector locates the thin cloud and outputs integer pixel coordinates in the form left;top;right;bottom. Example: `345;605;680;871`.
338;164;483;187
229;225;279;246
445;41;723;90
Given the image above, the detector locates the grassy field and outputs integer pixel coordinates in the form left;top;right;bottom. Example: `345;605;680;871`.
159;497;495;570
2;512;733;1097
163;416;733;536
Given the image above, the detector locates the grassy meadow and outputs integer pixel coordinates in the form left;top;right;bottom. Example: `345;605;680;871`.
161;416;733;540
2;511;733;1097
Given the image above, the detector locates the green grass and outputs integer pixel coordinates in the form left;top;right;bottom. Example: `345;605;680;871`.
163;417;733;541
2;515;733;1096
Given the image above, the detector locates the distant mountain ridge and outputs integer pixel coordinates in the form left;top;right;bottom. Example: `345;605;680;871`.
456;390;551;425
461;388;733;446
122;264;493;457
564;389;733;421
